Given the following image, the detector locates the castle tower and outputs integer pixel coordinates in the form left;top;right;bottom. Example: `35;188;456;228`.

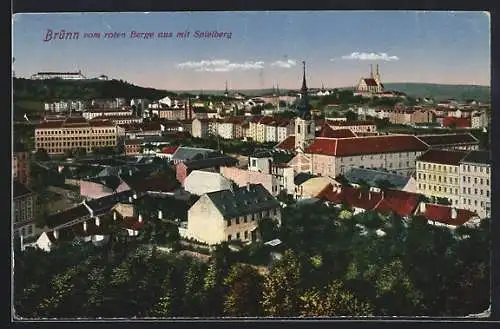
294;61;315;152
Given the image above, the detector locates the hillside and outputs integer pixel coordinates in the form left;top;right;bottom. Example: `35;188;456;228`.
382;83;491;102
13;78;177;103
176;83;491;102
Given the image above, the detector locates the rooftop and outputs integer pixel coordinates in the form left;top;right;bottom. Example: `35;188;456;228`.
417;204;478;226
460;150;491;165
306;135;428;157
417;133;478;146
343;167;412;190
416;149;468;166
205;184;279;218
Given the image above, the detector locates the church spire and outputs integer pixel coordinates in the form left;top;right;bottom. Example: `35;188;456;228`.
224;80;229;97
297;61;311;119
301;60;308;92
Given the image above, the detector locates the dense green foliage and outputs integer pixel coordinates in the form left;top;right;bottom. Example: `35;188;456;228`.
13;78;176;102
14;200;490;318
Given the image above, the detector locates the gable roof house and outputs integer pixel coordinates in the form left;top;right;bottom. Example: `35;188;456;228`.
186;184;281;245
176;155;239;186
414;202;480;229
30;190;148;252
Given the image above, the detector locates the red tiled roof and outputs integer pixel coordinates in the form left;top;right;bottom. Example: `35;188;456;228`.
317;126;357;138
275;135;295;151
416;149;468;166
260;116;275;125
442;117;471;128
161;145;179;154
250;116;264;123
418;204;477;226
306;135;428;156
327;120;375;127
374;190;421;217
363;78;379;86
317;185;382;211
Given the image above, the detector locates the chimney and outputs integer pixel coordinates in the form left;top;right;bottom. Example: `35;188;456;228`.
368;191;371;200
138;214;143;223
247;182;251;191
133;193;137;200
158;210;163;219
419;202;426;214
83;221;88;232
113;211;117;220
451;207;457;219
53;230;59;239
95;217;100;227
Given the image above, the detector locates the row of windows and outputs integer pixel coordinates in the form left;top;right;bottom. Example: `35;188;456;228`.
341;153;417;162
37;136;115;141
463;176;490;185
462;198;488;208
418;162;458;173
37;141;115;148
227;230;250;241
418;173;459;184
226;209;277;226
461;164;490;174
37;129;115;135
418;183;459;195
19;224;34;238
462;187;490;197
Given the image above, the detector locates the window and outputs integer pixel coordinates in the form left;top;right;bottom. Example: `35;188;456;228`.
468;199;471;205
455;178;458;184
418;173;421;179
244;231;248;239
463;176;466;182
481;201;484;207
474;167;477;172
297;125;301;134
486;179;490;185
235;217;240;224
487;190;490;197
236;232;240;240
228;234;232;241
474;200;478;206
468;188;471;194
474;178;477;184
227;219;232;226
419;183;421;189
480;178;483;185
468;177;471;183
455;188;458;194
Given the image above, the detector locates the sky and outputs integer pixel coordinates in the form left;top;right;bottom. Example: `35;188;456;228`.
12;11;491;90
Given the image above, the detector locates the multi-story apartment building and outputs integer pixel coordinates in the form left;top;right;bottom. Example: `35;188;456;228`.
290;135;428;178
415;149;468;206
13;149;30;186
471;111;489;129
217;120;235;139
248;116;263;141
388;108;435;125
35;117;118;155
93;115;143;125
82;108;133;120
158;107;193;121
13;181;37;239
327;120;377;133
192;118;210;138
44;100;86;112
459;151;491;218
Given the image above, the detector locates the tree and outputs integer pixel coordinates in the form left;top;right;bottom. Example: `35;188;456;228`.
34;148;50;162
223;263;264;317
299;280;373;316
345;110;358;122
75;147;87;157
261;249;302;316
64;149;74;158
258;217;279;242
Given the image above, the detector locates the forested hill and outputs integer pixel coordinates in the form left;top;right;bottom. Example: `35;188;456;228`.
13;78;177;102
382;83;491;102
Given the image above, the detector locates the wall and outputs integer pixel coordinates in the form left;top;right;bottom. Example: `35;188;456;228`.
187;195;225;245
220;166;276;196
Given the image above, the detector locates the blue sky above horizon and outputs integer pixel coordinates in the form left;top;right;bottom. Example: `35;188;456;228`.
13;11;490;90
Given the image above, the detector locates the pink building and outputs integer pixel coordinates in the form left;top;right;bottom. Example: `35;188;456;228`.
220;166;278;196
80;177;131;200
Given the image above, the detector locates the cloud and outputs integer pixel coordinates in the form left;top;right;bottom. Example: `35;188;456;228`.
336;52;400;61
176;59;265;72
270;59;297;68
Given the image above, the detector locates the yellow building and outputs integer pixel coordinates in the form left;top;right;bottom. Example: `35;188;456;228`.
416;149;469;206
35;116;118;155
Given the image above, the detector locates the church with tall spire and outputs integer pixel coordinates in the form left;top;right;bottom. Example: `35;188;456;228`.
294;61;315;152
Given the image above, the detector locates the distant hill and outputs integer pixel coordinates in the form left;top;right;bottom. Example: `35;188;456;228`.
13;78;177;103
175;83;491;102
382;83;491;102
